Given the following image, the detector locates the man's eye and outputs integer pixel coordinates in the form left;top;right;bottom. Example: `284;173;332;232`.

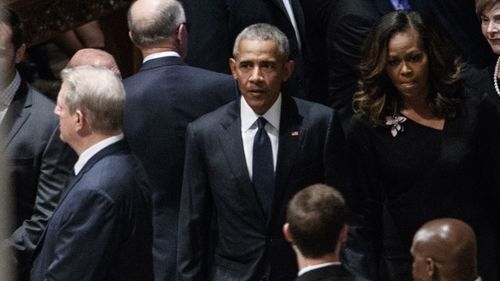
481;16;490;23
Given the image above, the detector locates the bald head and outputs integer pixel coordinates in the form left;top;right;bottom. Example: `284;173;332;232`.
127;0;186;49
411;218;477;281
67;48;121;77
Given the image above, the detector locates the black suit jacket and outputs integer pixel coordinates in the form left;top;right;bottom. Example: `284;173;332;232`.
296;264;355;281
123;56;236;281
182;0;310;99
178;95;344;281
31;140;154;281
0;81;75;279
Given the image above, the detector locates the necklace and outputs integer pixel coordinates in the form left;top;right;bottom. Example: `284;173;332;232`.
494;56;500;98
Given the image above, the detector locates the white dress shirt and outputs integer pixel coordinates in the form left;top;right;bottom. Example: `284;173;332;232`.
74;134;124;175
143;51;180;63
240;95;281;179
298;262;341;276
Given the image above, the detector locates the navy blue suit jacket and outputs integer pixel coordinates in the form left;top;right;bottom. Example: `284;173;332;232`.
178;95;344;281
0;81;75;279
31;140;154;281
123;56;236;281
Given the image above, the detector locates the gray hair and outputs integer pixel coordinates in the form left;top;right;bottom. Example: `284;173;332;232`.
60;65;125;133
232;23;290;59
127;0;186;47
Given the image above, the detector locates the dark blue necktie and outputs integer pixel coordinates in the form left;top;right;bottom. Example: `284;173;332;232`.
252;117;275;217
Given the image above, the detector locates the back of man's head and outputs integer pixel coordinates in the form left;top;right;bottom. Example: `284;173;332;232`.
67;48;121;78
127;0;185;48
60;65;125;134
411;218;478;281
285;184;345;258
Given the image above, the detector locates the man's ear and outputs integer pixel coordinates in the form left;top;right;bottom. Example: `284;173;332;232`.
338;224;348;243
283;223;294;243
14;43;26;64
426;257;435;278
282;59;295;82
229;58;238;80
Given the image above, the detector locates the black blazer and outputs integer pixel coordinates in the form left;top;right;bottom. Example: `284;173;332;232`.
123;56;236;281
31;140;154;281
178;95;344;281
1;81;75;278
296;264;355;281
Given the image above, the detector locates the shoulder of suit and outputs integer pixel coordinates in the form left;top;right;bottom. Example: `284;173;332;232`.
293;97;334;117
188;99;238;129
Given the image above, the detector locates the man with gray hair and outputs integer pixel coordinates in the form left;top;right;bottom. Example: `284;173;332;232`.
177;23;342;281
124;0;235;280
30;65;154;281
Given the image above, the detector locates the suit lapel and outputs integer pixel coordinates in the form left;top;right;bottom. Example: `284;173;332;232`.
218;100;267;221
0;82;31;151
270;96;303;224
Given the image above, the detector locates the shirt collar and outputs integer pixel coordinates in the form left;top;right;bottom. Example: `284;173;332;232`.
74;134;124;175
240;94;281;132
1;71;21;107
298;262;341;276
143;51;180;63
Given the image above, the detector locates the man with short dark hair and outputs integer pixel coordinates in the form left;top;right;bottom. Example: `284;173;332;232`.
177;23;342;281
284;184;355;281
0;7;75;281
31;65;154;281
124;0;236;280
411;218;482;281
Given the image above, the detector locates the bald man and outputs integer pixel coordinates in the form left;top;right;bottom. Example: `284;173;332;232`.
410;218;481;281
67;48;121;77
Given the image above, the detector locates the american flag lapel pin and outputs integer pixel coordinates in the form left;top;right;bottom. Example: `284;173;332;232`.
291;131;299;137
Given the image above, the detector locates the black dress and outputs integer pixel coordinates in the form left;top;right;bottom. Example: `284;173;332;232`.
345;87;500;281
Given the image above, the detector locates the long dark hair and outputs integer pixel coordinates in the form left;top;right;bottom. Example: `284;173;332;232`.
353;11;461;126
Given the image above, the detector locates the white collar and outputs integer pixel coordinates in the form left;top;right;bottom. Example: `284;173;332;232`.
298;262;341;276
143;51;180;63
74;134;124;175
240;94;281;132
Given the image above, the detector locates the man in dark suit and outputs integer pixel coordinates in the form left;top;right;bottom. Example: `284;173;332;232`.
182;0;311;99
31;65;153;281
123;1;236;280
411;219;481;281
283;184;355;281
177;23;342;281
0;8;75;281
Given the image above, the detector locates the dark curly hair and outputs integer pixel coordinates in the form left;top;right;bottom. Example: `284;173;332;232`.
353;11;461;126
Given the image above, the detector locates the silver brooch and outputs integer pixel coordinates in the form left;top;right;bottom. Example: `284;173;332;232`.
385;115;407;137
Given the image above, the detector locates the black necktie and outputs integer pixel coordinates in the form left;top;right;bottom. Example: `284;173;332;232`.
253;117;275;217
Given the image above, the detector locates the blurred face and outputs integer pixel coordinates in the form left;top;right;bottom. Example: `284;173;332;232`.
386;28;429;100
480;3;500;55
54;83;77;145
229;39;293;115
0;23;19;89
